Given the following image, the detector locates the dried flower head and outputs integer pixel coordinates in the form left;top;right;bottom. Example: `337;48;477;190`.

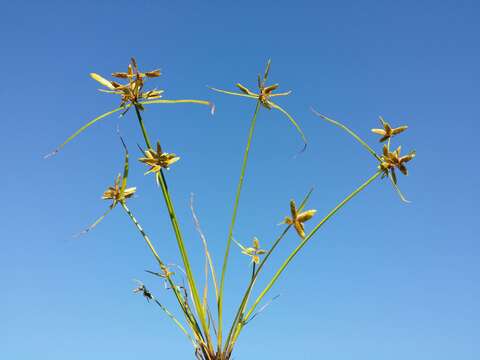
235;237;266;264
379;144;416;184
46;58;212;158
283;200;317;239
102;174;136;208
313;111;418;203
133;281;153;302
139;141;180;174
371;116;408;143
209;60;307;148
232;60;291;110
75;139;135;237
90;57;163;110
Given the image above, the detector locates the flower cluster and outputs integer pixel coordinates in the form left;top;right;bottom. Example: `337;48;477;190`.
139;141;180;174
102;174;136;208
379;145;416;183
210;60;307;148
234;61;291;109
371;117;416;185
90;57;163;110
371;116;408;143
283;200;317;239
235;237;266;264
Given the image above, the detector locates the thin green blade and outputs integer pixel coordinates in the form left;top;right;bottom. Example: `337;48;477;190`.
270;102;308;151
45;106;128;158
311;108;381;161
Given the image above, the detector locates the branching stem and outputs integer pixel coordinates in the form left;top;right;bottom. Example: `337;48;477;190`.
231;170;382;346
120;202;204;343
133;105;212;352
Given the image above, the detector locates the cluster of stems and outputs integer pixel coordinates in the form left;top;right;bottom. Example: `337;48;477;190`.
51;59;414;360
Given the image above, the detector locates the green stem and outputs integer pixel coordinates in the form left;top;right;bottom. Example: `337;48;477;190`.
232;170;382;345
120;202;204;342
135;105;153;149
155;171;210;339
217;101;261;348
152;298;197;348
133;106;212;350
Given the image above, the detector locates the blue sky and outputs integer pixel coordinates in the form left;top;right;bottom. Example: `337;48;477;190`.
1;0;479;359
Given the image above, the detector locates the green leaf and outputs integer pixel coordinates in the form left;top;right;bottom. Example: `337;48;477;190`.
138;283;197;348
45;105;129;158
263;59;272;82
119;136;129;194
74;207;113;237
233;238;247;252
208;87;258;99
270;102;308;151
311;108;381;161
139;98;215;114
389;173;411;203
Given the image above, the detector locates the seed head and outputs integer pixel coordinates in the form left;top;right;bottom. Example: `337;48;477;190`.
139;141;180;174
90;57;163;109
235;237;266;264
133;281;153;302
102;174;136;209
371;116;408;142
379;144;416;184
283;200;317;239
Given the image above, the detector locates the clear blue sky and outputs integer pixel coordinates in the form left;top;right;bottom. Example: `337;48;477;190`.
2;0;479;359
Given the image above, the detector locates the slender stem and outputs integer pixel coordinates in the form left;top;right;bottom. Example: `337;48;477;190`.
217;101;261;348
191;195;219;301
232;170;382;345
135;105;153;149
154;170;212;347
133;106;212;350
121;202;161;262
152;297;197;348
120;202;204;342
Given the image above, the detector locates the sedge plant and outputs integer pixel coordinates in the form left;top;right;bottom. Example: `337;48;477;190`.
48;58;416;360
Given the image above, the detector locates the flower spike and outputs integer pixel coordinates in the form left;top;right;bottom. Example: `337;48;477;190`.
102;136;136;208
75;141;136;236
379;144;416;180
282;199;317;239
46;58;211;157
139;141;180;175
102;174;137;209
75;176;136;237
90;57;164;109
371;116;408;143
312;109;416;203
234;237;266;264
210;59;307;149
379;143;416;202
